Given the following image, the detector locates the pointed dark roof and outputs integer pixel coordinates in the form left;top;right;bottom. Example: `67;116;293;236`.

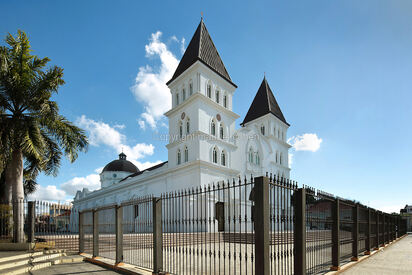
166;19;236;88
241;77;289;126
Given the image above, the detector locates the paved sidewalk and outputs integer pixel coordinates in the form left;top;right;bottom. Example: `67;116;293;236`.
25;261;122;275
342;234;412;275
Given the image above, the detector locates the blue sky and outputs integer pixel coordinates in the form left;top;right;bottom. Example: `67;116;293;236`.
1;0;412;212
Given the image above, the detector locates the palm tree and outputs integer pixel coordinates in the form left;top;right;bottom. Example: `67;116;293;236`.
0;30;88;242
0;171;38;198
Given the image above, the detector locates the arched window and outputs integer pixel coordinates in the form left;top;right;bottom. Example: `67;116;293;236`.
248;148;254;163
223;95;227;108
216;90;220;103
276;151;279;163
261;125;265;135
213;147;218;164
186;119;190;134
182;88;186;101
184;146;188;162
255;152;260;165
211;120;216;136
189;82;193;96
221;151;226;166
177;149;181;165
219;124;224;139
280;153;283;165
282;132;285;141
278;129;280;139
207;84;212;98
274;126;276;136
179;122;183;138
176;93;180;106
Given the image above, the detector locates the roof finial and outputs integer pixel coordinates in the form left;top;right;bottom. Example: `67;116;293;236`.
264;71;266;79
119;149;126;160
201;12;203;21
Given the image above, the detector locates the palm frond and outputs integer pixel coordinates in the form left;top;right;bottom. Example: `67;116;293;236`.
0;30;89;200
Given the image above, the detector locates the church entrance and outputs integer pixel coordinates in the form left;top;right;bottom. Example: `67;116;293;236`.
215;201;225;232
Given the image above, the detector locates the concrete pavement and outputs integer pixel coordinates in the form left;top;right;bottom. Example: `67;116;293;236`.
25;262;122;275
342;234;412;275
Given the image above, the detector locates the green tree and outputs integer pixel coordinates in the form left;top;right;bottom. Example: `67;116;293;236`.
0;30;88;242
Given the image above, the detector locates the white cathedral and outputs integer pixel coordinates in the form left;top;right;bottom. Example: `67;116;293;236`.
71;20;291;218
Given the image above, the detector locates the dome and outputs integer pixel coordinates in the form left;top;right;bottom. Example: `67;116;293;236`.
102;153;139;173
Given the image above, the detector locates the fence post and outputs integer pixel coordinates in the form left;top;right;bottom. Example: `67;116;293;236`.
391;216;395;241
397;216;400;238
351;204;359;261
365;208;371;255
393;216;398;241
331;198;340;271
115;205;123;265
254;176;270;275
93;210;99;258
376;212;380;249
383;214;387;245
27;201;35;244
387;214;390;243
79;211;84;254
393;216;396;240
293;188;306;275
153;197;163;274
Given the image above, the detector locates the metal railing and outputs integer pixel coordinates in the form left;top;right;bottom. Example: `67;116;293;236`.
1;177;406;275
161;176;256;275
269;175;297;275
0;199;26;242
0;200;77;250
73;175;407;275
294;188;407;275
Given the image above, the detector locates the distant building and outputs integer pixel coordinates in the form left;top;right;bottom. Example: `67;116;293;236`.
35;203;72;233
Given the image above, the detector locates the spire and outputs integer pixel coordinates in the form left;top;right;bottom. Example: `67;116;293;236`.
166;20;236;88
241;77;289;126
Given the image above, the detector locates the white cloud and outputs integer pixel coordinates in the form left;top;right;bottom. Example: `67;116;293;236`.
180;38;186;55
29;185;67;201
369;203;403;214
137;119;146;130
77;115;124;148
94;167;104;174
113;124;126;130
131;31;180;130
76;115;155;161
131;160;163;171
288;133;323;152
60;173;101;197
29;171;101;201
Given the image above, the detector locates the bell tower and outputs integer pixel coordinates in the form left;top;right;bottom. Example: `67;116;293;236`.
164;19;239;173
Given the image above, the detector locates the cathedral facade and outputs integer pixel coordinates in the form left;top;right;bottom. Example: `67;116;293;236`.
71;20;291;220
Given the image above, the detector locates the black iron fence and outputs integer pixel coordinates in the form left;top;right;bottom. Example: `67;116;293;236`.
1;176;408;275
76;176;407;275
0;199;26;242
0;200;78;250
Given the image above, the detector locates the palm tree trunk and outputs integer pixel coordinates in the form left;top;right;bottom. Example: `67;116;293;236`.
3;177;12;202
2;173;13;240
6;149;25;243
